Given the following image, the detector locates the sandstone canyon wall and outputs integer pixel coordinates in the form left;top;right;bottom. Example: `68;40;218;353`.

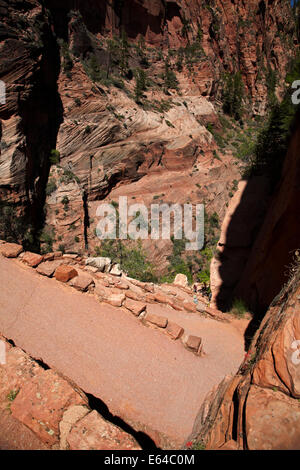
187;252;300;450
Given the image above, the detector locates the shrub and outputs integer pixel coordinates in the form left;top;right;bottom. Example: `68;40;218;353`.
163;57;179;93
46;179;57;196
7;389;19;402
58;244;66;254
230;298;248;318
96;240;157;283
39;229;54;253
60;168;80;184
62;196;69;206
49;149;60;165
134;68;147;103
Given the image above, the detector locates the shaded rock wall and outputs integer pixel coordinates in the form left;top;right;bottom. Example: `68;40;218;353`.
235;115;300;314
0;0;63;246
187;263;300;450
45;0;296;111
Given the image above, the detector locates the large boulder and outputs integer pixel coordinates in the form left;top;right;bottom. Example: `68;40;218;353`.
22;252;44;268
11;370;87;446
0;243;23;258
85;257;112;272
67;410;141;450
55;265;78;283
173;274;188;288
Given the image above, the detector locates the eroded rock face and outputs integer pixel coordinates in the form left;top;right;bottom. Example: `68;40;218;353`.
67;409;141;451
48;0;294;111
187;268;300;450
0;337;141;450
11;369;87;446
0;0;296;266
0;0;62;243
234;118;300;314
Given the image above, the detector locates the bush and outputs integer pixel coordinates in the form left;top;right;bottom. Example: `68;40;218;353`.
39;229;55;253
49;149;60;165
46;179;57;196
58;244;66;254
96;240;157;283
61;196;69;206
134;68;147;103
0;203;27;245
230;298;248;318
60;168;80;184
163;58;179;93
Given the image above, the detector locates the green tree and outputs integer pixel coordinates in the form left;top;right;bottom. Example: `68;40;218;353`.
119;29;130;77
134;68;147;102
163;58;179;93
222;72;244;121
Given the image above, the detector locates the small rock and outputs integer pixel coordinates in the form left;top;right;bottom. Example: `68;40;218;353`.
43;253;55;261
124;299;146;316
145;293;156;303
183;301;197;313
114;280;129;290
196;302;207;313
0;243;23;258
69;275;94;292
105;293;125;307
85;266;98;273
63;254;78;259
185;335;203;354
145;313;168;328
166;322;184;340
55;265;78;283
169;301;184;311
59;405;90;450
110;263;122;276
154;292;170;304
22;252;44;268
36;260;62;277
125;290;142;301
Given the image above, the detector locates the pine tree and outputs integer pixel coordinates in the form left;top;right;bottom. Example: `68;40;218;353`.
163;57;179;93
119;29;130;77
134;68;147;103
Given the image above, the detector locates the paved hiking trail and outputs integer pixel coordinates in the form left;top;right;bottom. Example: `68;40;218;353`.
0;256;247;448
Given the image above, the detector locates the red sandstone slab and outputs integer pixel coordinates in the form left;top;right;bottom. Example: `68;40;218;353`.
0;243;23;258
69;275;94;292
55;265;78;283
124;298;146;316
67;410;141;450
185;335;202;354
145;313;168;328
183;301;197;313
36;260;62;277
166;322;184;340
22;252;44;268
11;370;87;446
